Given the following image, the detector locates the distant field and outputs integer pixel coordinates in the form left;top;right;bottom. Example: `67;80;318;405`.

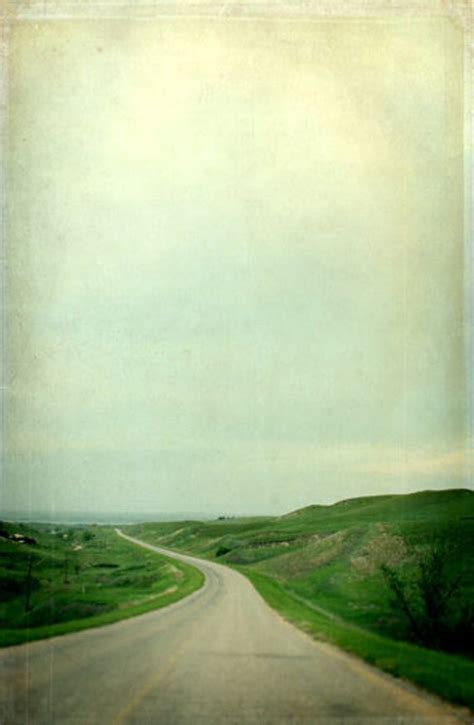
125;489;474;709
0;523;204;647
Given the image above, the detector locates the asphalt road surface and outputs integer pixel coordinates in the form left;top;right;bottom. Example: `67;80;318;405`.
0;530;470;725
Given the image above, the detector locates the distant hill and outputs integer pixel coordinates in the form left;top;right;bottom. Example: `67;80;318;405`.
279;488;474;527
124;487;474;652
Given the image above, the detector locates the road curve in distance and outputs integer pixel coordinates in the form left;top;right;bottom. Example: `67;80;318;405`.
0;529;469;725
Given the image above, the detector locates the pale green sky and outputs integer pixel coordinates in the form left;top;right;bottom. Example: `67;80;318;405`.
3;16;469;516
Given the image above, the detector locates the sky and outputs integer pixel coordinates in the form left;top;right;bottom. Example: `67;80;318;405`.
2;16;470;517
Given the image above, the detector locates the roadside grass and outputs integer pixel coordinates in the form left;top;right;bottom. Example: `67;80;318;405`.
0;525;204;648
125;491;474;644
124;488;474;710
238;568;474;711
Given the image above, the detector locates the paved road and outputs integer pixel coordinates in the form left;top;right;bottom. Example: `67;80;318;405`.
0;530;470;725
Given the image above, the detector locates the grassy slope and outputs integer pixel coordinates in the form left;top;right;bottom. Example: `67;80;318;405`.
0;524;204;647
241;569;474;711
125;489;474;709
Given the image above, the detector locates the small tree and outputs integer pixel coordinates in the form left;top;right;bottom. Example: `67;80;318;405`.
381;539;472;655
216;545;231;557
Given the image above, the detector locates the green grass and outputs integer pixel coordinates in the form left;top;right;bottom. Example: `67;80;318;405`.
124;488;474;709
124;491;474;642
3;490;471;707
240;568;474;710
0;524;204;647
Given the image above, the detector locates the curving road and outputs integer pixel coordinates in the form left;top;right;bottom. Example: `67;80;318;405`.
0;530;469;724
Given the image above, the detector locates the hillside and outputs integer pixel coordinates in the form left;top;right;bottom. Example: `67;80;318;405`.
127;489;474;709
125;488;474;704
0;521;203;647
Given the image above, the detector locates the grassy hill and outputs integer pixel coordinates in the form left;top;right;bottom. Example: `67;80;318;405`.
126;489;473;594
125;488;474;709
0;522;204;647
2;490;472;707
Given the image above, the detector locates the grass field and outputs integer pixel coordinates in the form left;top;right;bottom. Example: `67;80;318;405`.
125;488;474;709
2;490;472;708
0;522;204;647
240;568;474;711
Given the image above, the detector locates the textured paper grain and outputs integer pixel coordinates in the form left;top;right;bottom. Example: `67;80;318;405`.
0;1;472;517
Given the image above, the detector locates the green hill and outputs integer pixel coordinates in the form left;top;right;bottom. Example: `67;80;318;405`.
0;522;204;647
125;488;474;709
127;488;474;572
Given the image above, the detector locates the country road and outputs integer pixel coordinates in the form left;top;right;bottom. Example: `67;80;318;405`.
0;530;469;725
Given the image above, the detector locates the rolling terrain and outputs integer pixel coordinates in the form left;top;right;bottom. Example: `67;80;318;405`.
125;489;474;708
0;532;468;724
1;489;472;719
0;522;203;647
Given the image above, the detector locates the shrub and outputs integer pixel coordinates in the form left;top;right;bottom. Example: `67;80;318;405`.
216;546;232;557
0;573;40;601
380;540;473;657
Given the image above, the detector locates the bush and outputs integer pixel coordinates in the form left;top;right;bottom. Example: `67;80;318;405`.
0;573;41;602
216;546;232;557
381;540;473;657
